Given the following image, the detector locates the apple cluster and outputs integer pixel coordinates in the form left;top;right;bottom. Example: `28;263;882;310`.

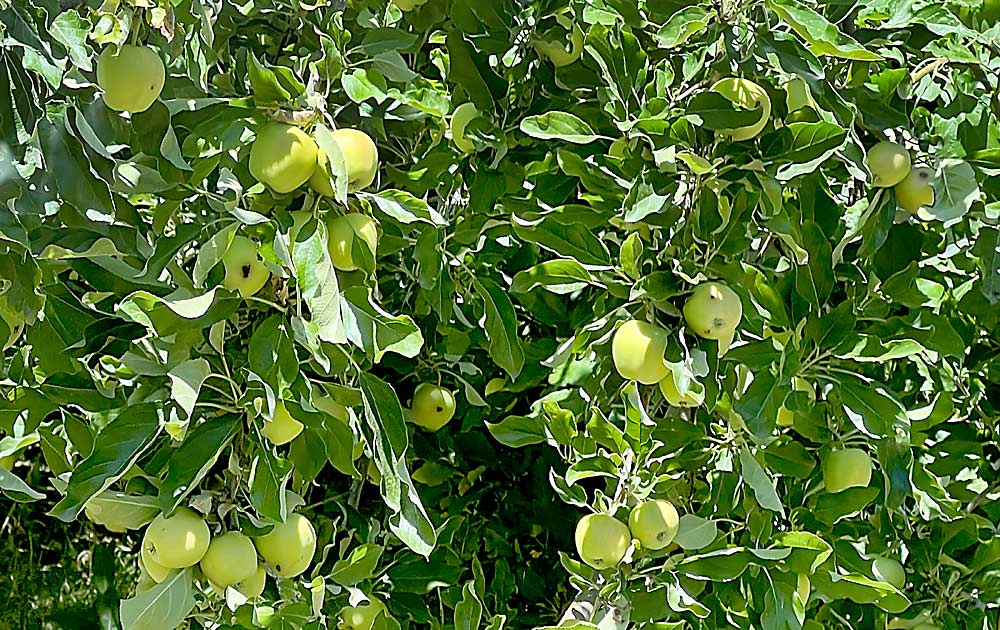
136;506;317;598
865;141;936;213
574;499;679;570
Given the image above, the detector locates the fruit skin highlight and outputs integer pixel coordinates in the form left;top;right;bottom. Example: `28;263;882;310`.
823;448;873;493
710;78;772;141
142;506;212;569
311;128;379;195
97;45;165;113
253;512;317;578
611;319;670;385
628;500;680;551
866;141;911;188
249;123;319;193
574;513;631;570
895;167;935;213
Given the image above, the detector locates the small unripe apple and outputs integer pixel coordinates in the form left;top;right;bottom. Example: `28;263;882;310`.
574;513;630;570
658;374;700;407
776;377;814;427
710;78;772;141
628;500;679;550
866;141;911;188
823;448;873;493
450;103;480;154
409;383;456;431
611;319;670;385
199;531;259;588
234;564;268;599
140;542;172;583
532;14;585;67
261;400;304;446
327;213;379;272
873;557;905;589
254;512;317;578
97;45;165;113
894;167;935;213
249;123;319;193
311;128;379;195
683;282;742;342
222;236;270;297
142;506;211;569
339;597;386;630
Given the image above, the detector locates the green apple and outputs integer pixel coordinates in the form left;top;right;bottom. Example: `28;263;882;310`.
234;564;268;598
140;542;172;583
199;531;259;588
628;500;679;550
339;597;386;630
261;400;304;446
222;236;270;297
327;213;379;272
683;282;742;345
311;128;379;195
710;78;772;141
0;296;25;351
97;45;165;113
249;123;319;193
873;557;905;589
574;513;630;570
866;141;911;188
254;512;317;578
895;167;935;213
532;14;585;67
450;103;480;154
611;319;670;385
658;374;701;407
409;383;456;431
143;506;211;569
823;448;873;493
391;0;428;10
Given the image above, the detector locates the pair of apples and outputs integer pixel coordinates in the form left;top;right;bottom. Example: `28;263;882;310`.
866;141;936;212
611;282;742;397
220;211;380;297
249;124;378;196
139;507;317;594
574;499;680;570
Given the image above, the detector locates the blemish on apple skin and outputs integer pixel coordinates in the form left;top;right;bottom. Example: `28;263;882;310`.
242;265;251;278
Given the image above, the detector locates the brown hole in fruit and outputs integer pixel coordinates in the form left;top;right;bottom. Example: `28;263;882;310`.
713;318;726;328
919;171;931;180
275;564;281;572
435;406;443;412
242;264;251;278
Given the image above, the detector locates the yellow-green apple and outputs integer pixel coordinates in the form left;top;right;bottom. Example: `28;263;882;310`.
261;400;304;446
611;319;670;385
311;128;379;195
823;448;873;493
249;123;318;193
199;531;259;588
222;236;270;297
574;513;630;570
254;512;316;578
142;506;211;568
327;213;379;272
710;78;772;141
895;167;935;213
628;500;679;550
866;141;911;188
97;45;165;113
409;384;456;431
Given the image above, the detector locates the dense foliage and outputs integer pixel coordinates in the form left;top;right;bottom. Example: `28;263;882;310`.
1;0;999;628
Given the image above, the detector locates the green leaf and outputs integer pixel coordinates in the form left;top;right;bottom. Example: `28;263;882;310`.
49;10;91;71
119;568;196;630
248;446;292;523
454;582;484;630
673;514;718;550
159;416;240;514
50;404;162;522
485;415;546;448
654;7;713;48
359;373;436;556
472;278;524;380
686;92;767;130
511;259;598;294
82;490;159;531
973;227;1000;303
363;190;448;226
520;112;603;144
313;124;349;204
330;543;384;587
740;447;786;517
167;358;211;419
918;159;979;223
342;286;424;362
293;219;346;345
248;51;292;104
0;466;45;502
766;0;883;61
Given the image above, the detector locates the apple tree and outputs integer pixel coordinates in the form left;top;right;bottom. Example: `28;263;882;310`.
0;0;999;629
